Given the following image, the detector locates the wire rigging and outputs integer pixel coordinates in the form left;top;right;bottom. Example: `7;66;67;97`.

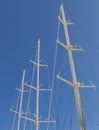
11;89;20;130
81;94;96;130
40;46;51;88
46;11;61;130
61;90;74;130
70;92;74;130
23;53;37;130
56;78;61;130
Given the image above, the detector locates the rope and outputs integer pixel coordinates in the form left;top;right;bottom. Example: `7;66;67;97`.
46;11;61;130
11;91;20;130
81;94;95;130
40;45;51;87
23;50;37;130
58;53;67;76
70;93;74;130
73;24;99;82
25;43;37;82
56;78;61;130
61;90;74;130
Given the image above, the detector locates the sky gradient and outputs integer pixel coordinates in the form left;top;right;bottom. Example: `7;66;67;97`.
0;0;99;130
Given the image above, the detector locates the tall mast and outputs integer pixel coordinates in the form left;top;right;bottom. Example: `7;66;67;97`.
57;3;95;130
60;4;85;130
10;39;55;130
36;39;40;130
17;70;25;130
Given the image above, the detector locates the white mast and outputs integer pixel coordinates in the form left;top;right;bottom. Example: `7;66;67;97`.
10;70;27;130
17;70;25;130
57;3;95;130
11;39;55;130
36;39;40;130
59;4;85;130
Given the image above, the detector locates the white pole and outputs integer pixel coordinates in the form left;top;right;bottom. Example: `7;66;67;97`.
17;70;25;130
60;4;85;130
36;39;40;130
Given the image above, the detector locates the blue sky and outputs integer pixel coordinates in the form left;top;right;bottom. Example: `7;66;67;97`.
0;0;99;130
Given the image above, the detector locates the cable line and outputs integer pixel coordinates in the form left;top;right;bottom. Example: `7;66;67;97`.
61;90;74;130
46;11;61;130
23;54;37;130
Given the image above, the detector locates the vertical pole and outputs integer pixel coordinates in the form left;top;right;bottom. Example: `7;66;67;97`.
36;39;40;130
17;70;25;130
60;4;85;130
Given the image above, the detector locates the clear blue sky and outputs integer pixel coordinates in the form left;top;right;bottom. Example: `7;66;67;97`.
0;0;99;130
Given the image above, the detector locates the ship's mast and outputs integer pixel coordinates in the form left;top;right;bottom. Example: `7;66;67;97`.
17;70;25;130
57;3;95;130
11;39;55;130
60;4;85;130
35;39;55;130
36;39;40;130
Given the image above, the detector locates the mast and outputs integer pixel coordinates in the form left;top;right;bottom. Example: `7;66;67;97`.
10;39;55;130
56;3;95;130
17;70;25;130
60;4;85;130
35;39;55;130
36;39;40;130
